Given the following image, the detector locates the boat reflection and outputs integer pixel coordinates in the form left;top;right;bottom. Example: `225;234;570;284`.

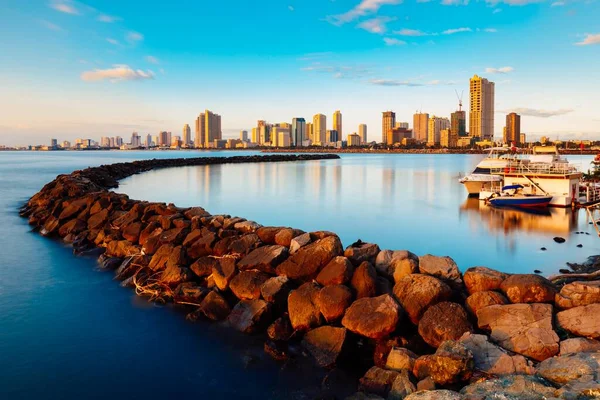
460;198;579;235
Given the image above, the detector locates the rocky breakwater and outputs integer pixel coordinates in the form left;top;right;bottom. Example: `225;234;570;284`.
20;154;600;400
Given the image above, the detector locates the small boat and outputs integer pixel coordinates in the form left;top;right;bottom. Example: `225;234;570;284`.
459;147;523;196
487;185;553;208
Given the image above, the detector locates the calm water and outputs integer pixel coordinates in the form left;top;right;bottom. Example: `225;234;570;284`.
0;150;598;399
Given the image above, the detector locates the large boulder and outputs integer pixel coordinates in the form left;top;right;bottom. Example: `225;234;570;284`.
173;282;209;304
212;257;237;291
385;347;417;372
199;291;231;321
316;256;354;286
375;250;419;282
229;270;270;301
499;274;557;304
267;315;293;342
460;375;555;400
256;226;285;244
418;255;463;289
237;245;289;274
288;282;323;332
388;369;416;400
459;332;535;376
465;290;508;316
227;233;261;255
358;367;402;398
555;380;600;400
289;232;311;254
260;275;292;305
189;256;218;279
148;244;174;271
302;326;347;368
555;281;600;309
159;264;192;286
344;240;380;266
342;294;400;340
477;303;559;361
560;338;600;355
227;299;272;334
276;236;343;281
463;266;508;295
316;284;353;323
418;302;473;348
556;303;600;339
122;221;143;243
536;351;600;386
413;341;474;385
393;274;452;324
58;218;87;237
185;229;217;258
404;391;462;400
274;228;305;247
351;261;378;299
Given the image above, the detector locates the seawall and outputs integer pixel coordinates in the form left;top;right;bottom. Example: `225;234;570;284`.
20;154;600;400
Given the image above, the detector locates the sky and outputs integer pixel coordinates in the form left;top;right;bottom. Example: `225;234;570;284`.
0;0;598;146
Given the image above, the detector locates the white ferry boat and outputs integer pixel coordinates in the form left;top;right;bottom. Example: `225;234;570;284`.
459;147;522;196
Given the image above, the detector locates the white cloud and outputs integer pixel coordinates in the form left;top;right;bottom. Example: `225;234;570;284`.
575;33;600;46
106;38;120;45
384;38;406;45
81;65;155;83
486;66;514;73
97;14;120;23
505;108;573;118
369;78;452;86
485;28;498;32
442;27;472;35
441;0;469;5
49;0;79;15
358;16;395;34
326;0;403;25
126;31;144;42
145;56;160;64
40;20;63;32
288;5;294;11
394;28;429;36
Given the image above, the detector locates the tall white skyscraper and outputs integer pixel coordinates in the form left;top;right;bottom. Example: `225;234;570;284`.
182;124;191;146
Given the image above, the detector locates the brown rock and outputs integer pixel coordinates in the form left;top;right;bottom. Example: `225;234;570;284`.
351;261;378;299
139;222;161;246
182;229;203;247
537;351;600;386
560;338;600;355
106;240;138;258
58;218;87;237
148;244;174;271
159;264;192;286
212;257;237;291
358;367;401;398
288;282;323;332
189;256;218;279
388;369;416;400
122;222;142;243
477;303;559;361
555;280;600;309
212;236;239;257
554;380;600;400
227;299;272;334
159;226;189;246
460;375;555;400
302;326;347;368
342;294;400;340
114;255;149;281
465;290;508;316
309;230;338;241
499;274;557;304
237;245;289;274
199;291;231;321
276;236;343;281
229;234;261;255
256;226;285;244
274;228;305;247
233;220;262;233
385;347;418;372
344;241;381;266
186;229;217;259
393;274;452;324
290;232;311;254
87;208;108;230
375;250;419;279
173;282;209;304
260;276;292;304
183;206;210;219
556;303;600;339
415;378;436;393
267;315;294;342
463;266;508;295
229;270;270;301
412;341;473;385
316;256;354;286
418;302;473;348
58;198;89;221
418;254;463;289
316;284;353;323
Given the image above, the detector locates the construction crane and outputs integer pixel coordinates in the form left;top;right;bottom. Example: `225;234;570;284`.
455;89;464;112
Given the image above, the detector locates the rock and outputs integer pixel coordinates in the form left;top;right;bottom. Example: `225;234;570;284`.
376;250;417;277
122;222;142;243
555;281;600;309
182;229;203;247
393;274;452;324
556;303;600;339
560;338;600;355
229;270;270;301
459;332;535;376
288;282;322;332
227;299;272;334
537;352;600;386
418;255;463;289
344;240;380;266
58;218;87;237
345;393;385;400
183;206;210;219
385;347;417;372
260;276;292;305
87;208;109;230
342;294;400;340
105;239;138;258
212;257;237;291
358;367;401;398
148;244;174;271
460;375;555;400
418;302;473;348
58;198;89;220
416;377;436;392
256;226;285;244
159;264;192;286
390;256;420;284
554;379;600;400
189;256;218;279
173;282;209;304
388;369;416;400
223;217;245;230
290;232;311;254
228;234;261;255
276;235;343;281
98;255;122;270
351;261;378;299
274;228;304;247
477;303;559;361
199;291;231;321
237;245;289;274
267;315;293;342
316;284;353;323
404;390;462;400
139;222;161;246
185;229;216;258
373;337;407;369
554;236;566;243
316;256;354;286
463;266;508;295
309;230;338;241
465;290;509;316
302;326;347;368
234;220;262;234
413;341;473;385
499;274;557;304
114;255;149;281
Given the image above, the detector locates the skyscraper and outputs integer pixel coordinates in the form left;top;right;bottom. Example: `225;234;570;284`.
333;110;342;139
451;111;467;138
413;113;429;143
313;114;326;145
146;134;152;147
358;124;367;144
469;75;495;140
505;112;521;145
183;124;191;146
291;118;306;146
427;116;450;146
306;122;313;143
195;114;205;147
240;130;248;141
195;110;221;147
251;128;259;144
382;111;396;144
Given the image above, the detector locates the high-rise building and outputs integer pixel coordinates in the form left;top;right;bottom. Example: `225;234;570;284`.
183;124;191;146
413;113;429;143
146;134;152;147
240;130;248;141
396;122;409;129
291;118;306;146
440;129;457;148
278;131;291;147
116;136;123;147
130;132;141;147
451;111;466;138
306;122;313;143
195;114;205;147
50;138;58;147
159;132;169;147
387;128;412;145
520;133;527;145
326;130;339;144
347;133;361;146
358;124;367;144
271;125;290;147
109;137;115;148
333;110;342;138
382;111;396;143
313;114;326;145
62;140;71;148
152;135;159;147
505;112;521;145
427;117;450;146
469;75;495;140
251;128;259;144
171;135;181;148
195;110;221;147
100;137;109;147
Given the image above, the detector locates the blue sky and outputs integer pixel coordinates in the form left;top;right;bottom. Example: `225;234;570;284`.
0;0;598;145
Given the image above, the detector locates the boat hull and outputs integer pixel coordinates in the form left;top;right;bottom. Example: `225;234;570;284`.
489;196;553;208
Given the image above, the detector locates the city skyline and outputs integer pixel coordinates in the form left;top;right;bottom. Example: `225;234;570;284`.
0;1;599;146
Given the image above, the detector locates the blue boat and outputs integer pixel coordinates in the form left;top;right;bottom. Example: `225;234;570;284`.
487;185;553;208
